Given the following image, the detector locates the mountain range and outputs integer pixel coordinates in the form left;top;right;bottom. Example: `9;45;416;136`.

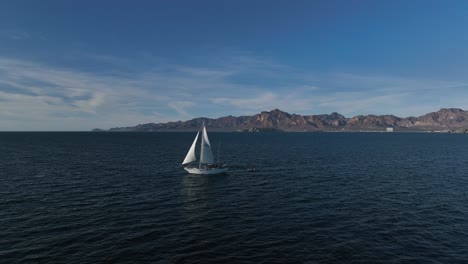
98;108;468;132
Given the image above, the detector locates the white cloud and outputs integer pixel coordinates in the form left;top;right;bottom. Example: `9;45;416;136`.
168;101;194;116
316;92;410;115
211;92;277;110
0;58;173;130
0;29;31;40
315;73;468;116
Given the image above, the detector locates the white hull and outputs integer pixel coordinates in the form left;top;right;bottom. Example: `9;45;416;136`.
184;167;229;175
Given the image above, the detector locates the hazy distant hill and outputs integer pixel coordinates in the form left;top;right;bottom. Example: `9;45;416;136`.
99;108;468;132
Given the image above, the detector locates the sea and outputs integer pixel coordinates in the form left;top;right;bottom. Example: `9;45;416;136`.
1;132;468;263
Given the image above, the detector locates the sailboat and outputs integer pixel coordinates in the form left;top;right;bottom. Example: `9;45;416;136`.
182;122;229;175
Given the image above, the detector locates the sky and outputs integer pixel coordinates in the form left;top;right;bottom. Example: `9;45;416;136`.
1;0;468;130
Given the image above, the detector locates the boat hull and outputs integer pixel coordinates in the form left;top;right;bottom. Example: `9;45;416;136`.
184;167;229;175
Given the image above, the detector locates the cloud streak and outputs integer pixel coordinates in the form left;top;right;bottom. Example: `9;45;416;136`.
0;58;171;130
168;101;194;116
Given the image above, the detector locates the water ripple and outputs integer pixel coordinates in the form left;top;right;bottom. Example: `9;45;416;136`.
1;132;468;263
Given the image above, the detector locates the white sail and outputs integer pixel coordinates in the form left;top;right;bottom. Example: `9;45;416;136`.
200;125;214;164
182;131;199;165
182;123;229;174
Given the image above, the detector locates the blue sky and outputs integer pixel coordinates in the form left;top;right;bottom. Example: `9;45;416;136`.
1;0;468;130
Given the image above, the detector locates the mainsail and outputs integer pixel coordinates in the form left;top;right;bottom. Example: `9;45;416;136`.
182;131;199;165
200;125;214;164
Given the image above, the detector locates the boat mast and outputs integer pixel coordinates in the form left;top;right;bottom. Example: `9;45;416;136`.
199;121;204;169
217;141;220;164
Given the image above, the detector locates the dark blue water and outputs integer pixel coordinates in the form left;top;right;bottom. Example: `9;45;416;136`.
1;132;468;263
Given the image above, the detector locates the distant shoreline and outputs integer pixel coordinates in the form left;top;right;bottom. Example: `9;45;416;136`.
94;108;468;133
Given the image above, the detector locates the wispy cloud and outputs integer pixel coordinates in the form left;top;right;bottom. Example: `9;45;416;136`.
0;29;46;41
168;101;194;116
315;73;468;116
0;57;171;130
211;92;278;110
1;54;468;130
9;31;30;40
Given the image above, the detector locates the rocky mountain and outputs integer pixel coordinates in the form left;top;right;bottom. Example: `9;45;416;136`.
103;108;468;132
